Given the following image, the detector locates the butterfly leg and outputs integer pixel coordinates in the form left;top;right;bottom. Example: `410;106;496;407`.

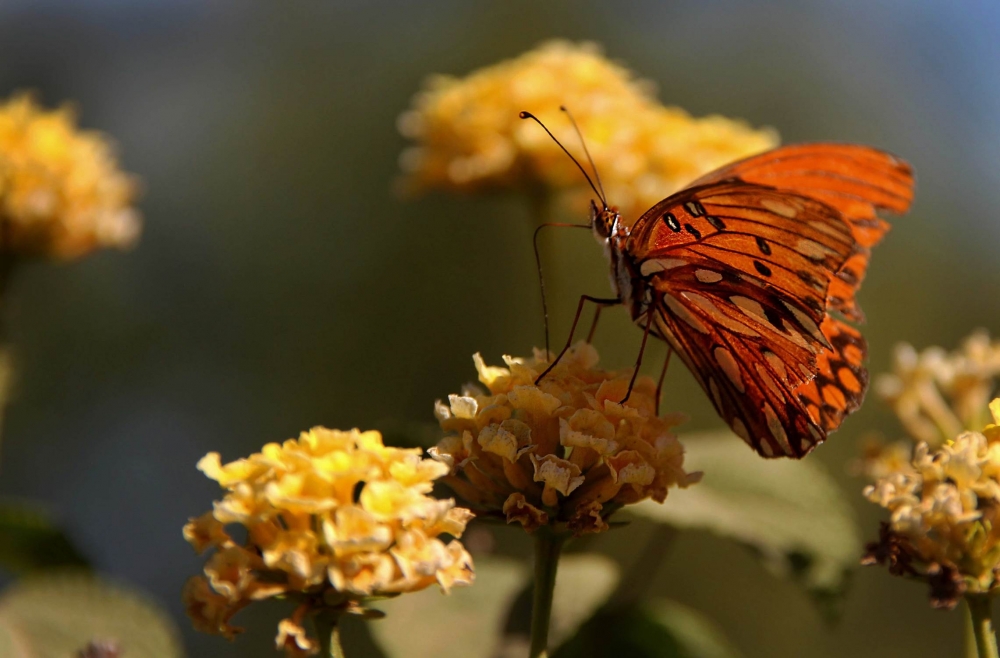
620;307;655;404
586;304;604;343
655;346;673;416
535;294;622;385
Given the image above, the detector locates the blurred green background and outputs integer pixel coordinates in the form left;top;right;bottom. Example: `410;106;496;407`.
1;0;999;656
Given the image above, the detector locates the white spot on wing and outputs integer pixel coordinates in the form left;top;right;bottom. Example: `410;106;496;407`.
731;417;751;444
662;293;709;334
762;198;798;218
781;301;829;347
695;269;723;284
809;220;851;240
795;238;837;261
755;362;784;398
682;292;761;338
782;320;811;349
708;377;723;410
763;350;789;381
730;295;769;327
640;258;687;276
763;403;792;453
737;274;765;288
713;347;745;393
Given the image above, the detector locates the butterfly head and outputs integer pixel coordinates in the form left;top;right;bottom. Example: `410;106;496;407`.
590;199;621;242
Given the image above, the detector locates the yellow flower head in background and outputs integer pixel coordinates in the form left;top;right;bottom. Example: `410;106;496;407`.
398;40;778;223
0;92;141;259
860;330;1000;480
183;427;474;654
863;399;1000;608
877;330;1000;446
431;342;701;537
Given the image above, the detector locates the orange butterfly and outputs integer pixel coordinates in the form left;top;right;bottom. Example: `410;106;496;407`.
522;112;915;458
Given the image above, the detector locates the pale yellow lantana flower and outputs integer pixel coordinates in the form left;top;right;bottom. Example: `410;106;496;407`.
0;92;140;259
398;40;778;224
431;342;701;536
183;427;474;655
864;398;1000;608
860;330;1000;479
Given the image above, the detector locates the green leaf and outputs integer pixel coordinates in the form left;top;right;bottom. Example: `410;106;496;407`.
0;499;89;574
643;599;744;658
0;572;183;658
550;554;620;647
553;598;743;658
369;556;525;658
630;430;860;619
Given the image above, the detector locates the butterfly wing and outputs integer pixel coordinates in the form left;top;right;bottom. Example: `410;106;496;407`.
689;143;915;322
688;142;914;247
626;145;914;456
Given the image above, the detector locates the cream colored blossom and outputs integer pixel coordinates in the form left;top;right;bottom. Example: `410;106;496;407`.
275;616;318;658
432;342;700;536
184;427;474;654
859;330;1000;481
876;330;1000;447
863;399;1000;607
0;92;140;259
182;576;244;640
398;40;777;223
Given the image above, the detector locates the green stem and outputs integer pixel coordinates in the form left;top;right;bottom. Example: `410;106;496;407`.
529;529;566;658
968;604;981;658
0;253;13;467
315;610;346;658
966;595;999;658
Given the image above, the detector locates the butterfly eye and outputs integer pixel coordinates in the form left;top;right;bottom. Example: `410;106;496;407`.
592;210;616;239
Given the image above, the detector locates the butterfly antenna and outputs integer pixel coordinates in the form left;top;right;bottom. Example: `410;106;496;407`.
519;111;607;208
560;105;607;205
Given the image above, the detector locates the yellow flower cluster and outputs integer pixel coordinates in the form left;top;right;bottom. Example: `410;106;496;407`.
863;400;1000;607
877;330;1000;446
398;40;778;223
0;93;140;259
861;331;1000;480
183;427;474;653
431;342;701;536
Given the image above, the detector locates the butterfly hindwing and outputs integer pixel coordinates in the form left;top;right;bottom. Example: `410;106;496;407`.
795;317;869;432
642;241;835;457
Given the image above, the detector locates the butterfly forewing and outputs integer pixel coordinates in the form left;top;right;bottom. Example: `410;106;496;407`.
689;143;914;247
623;144;914;457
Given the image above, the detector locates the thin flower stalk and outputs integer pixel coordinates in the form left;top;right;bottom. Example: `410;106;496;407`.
529;528;565;658
967;595;999;658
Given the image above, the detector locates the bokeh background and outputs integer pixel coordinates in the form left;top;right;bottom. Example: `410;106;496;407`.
2;0;999;656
